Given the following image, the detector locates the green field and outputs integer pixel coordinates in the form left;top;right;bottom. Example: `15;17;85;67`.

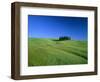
28;38;88;66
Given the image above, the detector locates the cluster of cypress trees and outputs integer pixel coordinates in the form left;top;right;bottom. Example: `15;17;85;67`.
59;36;71;41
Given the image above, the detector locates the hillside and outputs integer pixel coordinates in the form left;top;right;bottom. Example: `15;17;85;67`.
28;38;88;66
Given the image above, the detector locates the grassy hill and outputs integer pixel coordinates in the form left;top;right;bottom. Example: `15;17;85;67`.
28;38;88;66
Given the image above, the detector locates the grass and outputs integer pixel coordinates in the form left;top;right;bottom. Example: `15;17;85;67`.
28;38;88;66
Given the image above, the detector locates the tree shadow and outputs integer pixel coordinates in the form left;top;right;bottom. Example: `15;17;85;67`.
52;40;60;41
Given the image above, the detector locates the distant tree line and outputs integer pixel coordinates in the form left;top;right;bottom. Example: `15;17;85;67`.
59;36;71;41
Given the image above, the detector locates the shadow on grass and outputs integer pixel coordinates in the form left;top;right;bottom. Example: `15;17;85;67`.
52;39;70;41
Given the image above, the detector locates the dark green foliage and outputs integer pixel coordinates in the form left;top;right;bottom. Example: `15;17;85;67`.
59;36;71;41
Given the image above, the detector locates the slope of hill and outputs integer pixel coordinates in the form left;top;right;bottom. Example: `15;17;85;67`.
28;38;87;66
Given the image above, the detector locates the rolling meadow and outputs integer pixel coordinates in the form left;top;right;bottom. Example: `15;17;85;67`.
28;38;87;66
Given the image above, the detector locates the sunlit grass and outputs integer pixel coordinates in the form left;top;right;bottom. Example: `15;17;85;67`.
28;38;88;66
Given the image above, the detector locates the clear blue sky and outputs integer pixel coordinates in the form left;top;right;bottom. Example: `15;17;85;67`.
28;15;88;40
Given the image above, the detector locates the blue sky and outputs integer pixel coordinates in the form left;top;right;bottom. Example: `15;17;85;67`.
28;15;88;40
